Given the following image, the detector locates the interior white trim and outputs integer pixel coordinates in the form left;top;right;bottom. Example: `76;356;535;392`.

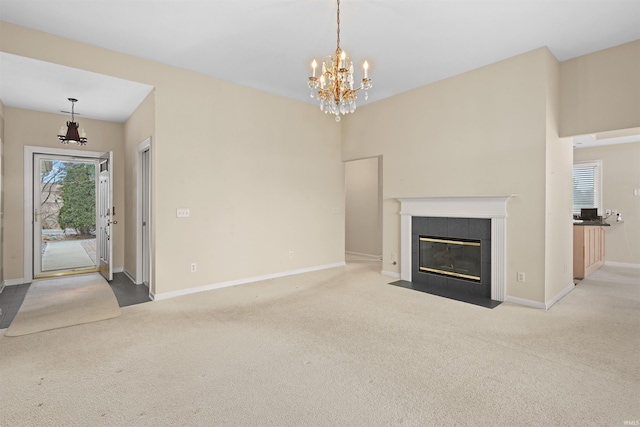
3;278;28;287
123;268;136;283
381;270;401;279
605;261;640;269
346;251;382;260
135;137;152;290
23;145;109;283
544;283;575;310
505;295;547;310
153;262;346;301
397;195;516;302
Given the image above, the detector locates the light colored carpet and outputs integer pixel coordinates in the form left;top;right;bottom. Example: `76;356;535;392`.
0;263;638;426
4;273;121;337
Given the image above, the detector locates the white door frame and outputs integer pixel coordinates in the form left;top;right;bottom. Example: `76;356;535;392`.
32;153;99;277
23;145;108;283
136;137;153;296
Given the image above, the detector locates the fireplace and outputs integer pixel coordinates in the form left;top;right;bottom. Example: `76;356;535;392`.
395;196;515;306
411;216;492;300
419;236;482;282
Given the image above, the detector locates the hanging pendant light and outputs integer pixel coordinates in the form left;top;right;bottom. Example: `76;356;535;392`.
57;98;87;145
307;0;372;122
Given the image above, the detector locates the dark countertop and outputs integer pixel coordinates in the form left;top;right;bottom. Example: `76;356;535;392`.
573;221;610;226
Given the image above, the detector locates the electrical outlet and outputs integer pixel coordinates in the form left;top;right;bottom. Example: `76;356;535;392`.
391;252;397;262
177;208;190;218
289;251;294;259
190;263;197;273
517;272;525;283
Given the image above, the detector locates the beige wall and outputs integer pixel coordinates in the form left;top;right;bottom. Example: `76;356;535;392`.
149;80;343;295
0;99;4;284
544;50;574;300
2;108;125;280
123;91;155;282
560;40;640;137
345;157;381;257
1;22;344;296
574;142;640;266
342;48;553;303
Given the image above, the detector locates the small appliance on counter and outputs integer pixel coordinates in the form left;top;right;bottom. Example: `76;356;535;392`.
580;208;599;222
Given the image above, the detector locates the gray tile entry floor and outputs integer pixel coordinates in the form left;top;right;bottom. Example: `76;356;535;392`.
0;272;151;329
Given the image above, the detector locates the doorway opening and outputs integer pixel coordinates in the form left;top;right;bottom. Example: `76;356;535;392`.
35;155;98;277
344;156;383;263
24;146;114;283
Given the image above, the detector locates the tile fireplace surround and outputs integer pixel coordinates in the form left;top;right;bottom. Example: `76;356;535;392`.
398;196;515;302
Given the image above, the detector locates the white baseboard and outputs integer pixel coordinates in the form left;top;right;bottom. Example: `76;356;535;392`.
381;270;400;279
113;267;124;274
605;261;640;269
346;251;382;260
505;282;575;310
544;283;575;310
0;282;4;294
3;278;27;287
504;295;546;310
122;269;142;285
153;262;346;302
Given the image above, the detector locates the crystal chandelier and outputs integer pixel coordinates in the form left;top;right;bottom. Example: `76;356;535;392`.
307;0;372;122
57;98;87;145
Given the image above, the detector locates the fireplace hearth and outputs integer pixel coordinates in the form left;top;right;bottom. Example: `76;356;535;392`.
391;215;500;308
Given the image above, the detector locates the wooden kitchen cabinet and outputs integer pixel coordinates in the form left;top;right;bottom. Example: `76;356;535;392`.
573;225;606;279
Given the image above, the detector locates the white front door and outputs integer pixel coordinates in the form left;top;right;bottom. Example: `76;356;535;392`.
98;151;114;281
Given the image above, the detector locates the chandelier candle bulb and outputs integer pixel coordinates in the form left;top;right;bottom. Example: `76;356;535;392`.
312;59;317;77
363;61;369;78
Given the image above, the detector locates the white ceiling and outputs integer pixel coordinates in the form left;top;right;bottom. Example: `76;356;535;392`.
1;0;639;134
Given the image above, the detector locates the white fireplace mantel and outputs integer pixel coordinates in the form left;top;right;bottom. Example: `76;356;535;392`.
397;195;516;302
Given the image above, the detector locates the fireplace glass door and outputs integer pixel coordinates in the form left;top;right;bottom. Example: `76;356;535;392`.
419;236;481;282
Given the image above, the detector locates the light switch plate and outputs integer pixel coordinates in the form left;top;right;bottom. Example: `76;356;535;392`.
177;208;190;218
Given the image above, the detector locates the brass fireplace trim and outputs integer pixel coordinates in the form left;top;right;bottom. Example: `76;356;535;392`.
419;237;480;247
419;266;481;281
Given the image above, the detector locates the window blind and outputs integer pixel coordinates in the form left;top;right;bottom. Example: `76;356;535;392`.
573;161;601;214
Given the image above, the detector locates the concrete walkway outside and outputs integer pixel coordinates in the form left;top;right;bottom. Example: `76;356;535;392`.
42;239;97;272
